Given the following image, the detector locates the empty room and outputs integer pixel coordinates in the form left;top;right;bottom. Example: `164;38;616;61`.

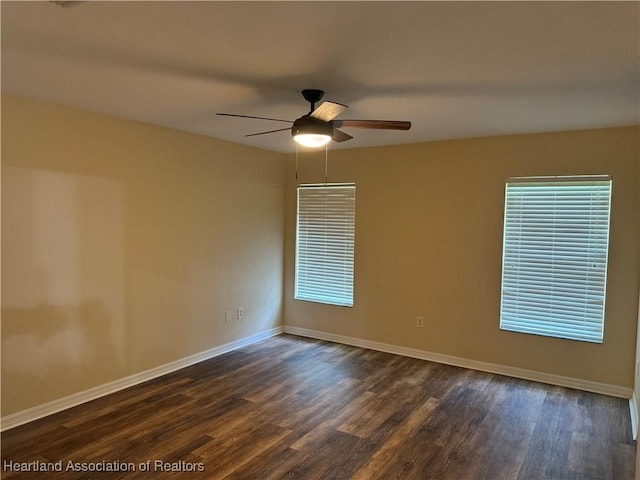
1;1;639;479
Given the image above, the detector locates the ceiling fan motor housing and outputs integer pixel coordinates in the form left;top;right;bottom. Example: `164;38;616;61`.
291;116;333;138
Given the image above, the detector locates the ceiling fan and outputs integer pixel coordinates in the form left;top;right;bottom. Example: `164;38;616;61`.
217;89;411;148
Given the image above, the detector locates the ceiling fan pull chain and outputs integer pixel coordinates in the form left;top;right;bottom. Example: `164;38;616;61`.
295;143;299;181
325;144;328;184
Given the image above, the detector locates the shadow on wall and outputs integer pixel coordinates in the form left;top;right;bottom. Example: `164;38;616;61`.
1;301;118;408
1;102;286;415
1;166;127;414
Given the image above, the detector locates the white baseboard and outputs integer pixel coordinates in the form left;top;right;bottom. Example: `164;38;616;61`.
1;326;283;432
630;392;639;440
283;326;633;399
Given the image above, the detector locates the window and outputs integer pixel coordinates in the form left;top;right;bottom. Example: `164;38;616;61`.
499;176;612;343
295;184;355;307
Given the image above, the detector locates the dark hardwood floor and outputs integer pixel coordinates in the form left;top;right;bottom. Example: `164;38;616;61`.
1;334;635;479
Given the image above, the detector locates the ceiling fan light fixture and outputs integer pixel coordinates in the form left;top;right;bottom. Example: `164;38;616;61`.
292;117;333;148
294;133;332;148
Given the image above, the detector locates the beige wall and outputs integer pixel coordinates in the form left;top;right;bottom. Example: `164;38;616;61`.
284;127;640;389
1;96;286;415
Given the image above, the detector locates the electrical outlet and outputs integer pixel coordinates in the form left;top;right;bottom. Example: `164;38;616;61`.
237;307;244;320
416;316;424;328
225;310;232;323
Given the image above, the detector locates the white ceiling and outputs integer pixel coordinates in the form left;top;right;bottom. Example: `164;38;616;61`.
2;1;638;153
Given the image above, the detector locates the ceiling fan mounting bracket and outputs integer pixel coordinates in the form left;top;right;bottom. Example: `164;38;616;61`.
301;89;325;112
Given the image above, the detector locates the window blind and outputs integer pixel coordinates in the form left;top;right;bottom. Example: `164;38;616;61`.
499;176;612;343
295;184;355;307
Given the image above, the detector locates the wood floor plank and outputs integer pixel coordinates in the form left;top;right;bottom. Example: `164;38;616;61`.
61;376;196;429
288;390;376;452
445;378;546;480
350;397;440;480
337;379;428;438
1;334;634;480
517;387;582;480
194;421;292;479
263;376;362;431
276;429;364;480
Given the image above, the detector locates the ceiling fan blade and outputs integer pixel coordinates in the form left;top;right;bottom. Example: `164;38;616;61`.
245;127;291;137
217;113;293;124
333;120;411;130
310;101;348;122
332;129;353;143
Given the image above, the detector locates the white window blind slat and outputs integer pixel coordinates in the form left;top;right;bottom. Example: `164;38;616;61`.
295;184;355;307
499;177;611;343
